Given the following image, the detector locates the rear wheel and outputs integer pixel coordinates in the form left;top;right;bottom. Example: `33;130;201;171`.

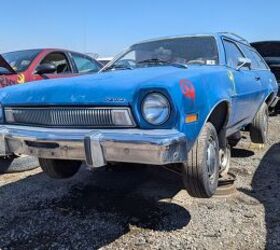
182;122;220;198
250;103;268;144
39;159;81;179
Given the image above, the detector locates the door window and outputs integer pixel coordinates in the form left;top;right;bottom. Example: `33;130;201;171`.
71;53;101;73
250;50;268;70
40;52;71;74
223;40;244;68
239;44;268;70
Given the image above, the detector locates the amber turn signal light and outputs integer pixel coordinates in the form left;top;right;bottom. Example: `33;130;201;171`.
185;114;198;123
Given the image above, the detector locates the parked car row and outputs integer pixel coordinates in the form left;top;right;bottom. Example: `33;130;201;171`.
0;32;278;198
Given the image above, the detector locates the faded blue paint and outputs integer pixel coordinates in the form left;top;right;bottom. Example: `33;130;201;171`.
0;33;278;150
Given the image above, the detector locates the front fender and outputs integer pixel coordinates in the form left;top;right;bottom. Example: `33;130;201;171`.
178;68;233;150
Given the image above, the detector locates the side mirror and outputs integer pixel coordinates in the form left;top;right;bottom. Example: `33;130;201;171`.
237;57;251;70
35;63;57;74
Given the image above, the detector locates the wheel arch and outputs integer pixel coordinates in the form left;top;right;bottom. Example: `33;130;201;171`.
204;100;231;149
207;100;231;135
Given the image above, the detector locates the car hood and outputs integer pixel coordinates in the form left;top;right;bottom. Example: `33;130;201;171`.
0;66;195;106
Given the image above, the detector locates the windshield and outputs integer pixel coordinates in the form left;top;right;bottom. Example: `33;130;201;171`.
2;49;41;73
107;36;219;71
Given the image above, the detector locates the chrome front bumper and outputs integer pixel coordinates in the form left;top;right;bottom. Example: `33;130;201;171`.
0;126;187;168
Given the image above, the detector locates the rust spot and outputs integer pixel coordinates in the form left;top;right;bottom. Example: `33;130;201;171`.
179;79;195;100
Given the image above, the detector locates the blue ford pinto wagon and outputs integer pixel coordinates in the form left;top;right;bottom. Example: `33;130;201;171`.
0;33;277;198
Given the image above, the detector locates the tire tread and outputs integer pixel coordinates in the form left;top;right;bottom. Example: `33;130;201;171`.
183;122;219;198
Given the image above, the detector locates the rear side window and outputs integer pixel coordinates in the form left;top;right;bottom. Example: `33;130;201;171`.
250;50;268;70
71;53;101;73
239;44;268;70
223;40;244;68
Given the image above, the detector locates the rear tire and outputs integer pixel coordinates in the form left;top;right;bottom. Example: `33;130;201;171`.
250;103;268;144
39;159;81;179
182;122;220;198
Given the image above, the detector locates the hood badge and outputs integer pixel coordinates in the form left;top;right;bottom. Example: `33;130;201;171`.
105;97;126;103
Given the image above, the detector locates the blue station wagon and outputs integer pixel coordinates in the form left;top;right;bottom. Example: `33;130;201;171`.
0;33;278;198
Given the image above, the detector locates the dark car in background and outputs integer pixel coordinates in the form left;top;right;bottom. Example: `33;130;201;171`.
0;48;102;88
251;41;280;111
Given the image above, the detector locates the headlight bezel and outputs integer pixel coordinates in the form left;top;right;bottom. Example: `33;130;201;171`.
141;92;171;126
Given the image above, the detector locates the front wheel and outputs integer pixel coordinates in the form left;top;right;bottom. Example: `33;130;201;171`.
39;159;81;179
182;122;220;198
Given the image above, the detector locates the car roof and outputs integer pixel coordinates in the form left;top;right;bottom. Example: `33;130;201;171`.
251;41;280;58
2;48;96;57
2;48;43;54
251;41;280;45
131;32;250;47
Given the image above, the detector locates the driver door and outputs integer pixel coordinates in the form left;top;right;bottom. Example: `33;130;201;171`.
223;39;263;126
33;52;74;81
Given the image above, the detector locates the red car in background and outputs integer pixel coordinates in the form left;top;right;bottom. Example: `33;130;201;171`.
0;48;102;88
0;48;103;174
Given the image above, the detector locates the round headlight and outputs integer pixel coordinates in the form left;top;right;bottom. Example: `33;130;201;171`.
142;93;170;125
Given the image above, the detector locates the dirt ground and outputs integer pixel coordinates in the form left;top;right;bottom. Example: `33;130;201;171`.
0;116;279;250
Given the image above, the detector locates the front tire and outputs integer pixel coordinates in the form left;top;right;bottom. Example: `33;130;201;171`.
250;103;268;144
39;159;81;179
182;122;220;198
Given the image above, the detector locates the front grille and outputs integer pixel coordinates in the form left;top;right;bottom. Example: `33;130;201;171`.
4;107;133;128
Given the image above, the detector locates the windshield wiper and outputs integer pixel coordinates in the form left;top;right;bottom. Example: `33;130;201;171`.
138;58;188;69
103;64;134;71
138;58;168;65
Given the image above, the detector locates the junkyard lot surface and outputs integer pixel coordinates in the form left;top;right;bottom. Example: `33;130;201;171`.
0;116;279;250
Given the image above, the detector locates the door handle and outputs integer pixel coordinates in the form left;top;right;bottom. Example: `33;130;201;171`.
255;76;261;81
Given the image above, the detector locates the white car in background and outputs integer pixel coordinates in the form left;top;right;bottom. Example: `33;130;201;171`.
97;57;114;66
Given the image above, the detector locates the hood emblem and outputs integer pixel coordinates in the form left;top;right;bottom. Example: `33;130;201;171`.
105;97;126;103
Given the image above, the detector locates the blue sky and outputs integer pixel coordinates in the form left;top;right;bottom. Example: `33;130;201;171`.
0;0;278;56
